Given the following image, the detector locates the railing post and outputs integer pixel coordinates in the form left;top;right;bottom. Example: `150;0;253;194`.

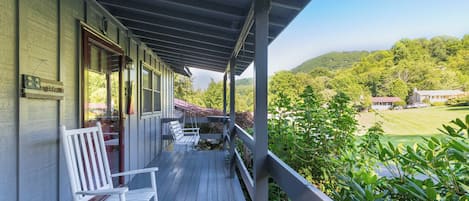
254;0;270;200
229;57;237;178
222;72;228;150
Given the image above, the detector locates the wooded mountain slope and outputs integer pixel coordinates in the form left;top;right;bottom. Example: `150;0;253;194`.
291;51;370;73
269;35;469;107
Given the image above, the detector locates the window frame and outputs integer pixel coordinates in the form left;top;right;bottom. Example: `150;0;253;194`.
153;71;162;112
140;61;162;117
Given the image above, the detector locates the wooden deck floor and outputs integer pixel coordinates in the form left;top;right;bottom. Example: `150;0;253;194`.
128;151;246;201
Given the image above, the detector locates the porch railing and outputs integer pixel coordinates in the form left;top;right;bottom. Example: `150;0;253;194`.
180;117;332;201
230;124;332;201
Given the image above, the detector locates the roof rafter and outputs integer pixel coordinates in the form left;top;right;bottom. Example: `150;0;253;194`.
150;46;230;61
156;52;228;66
116;14;237;41
146;43;231;58
155;0;246;19
129;27;234;49
272;0;308;11
159;55;226;68
99;0;241;32
137;36;232;55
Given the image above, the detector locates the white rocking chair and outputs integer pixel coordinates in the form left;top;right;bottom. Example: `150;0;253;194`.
61;122;158;201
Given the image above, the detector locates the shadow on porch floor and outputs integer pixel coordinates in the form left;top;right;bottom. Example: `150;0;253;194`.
127;151;246;201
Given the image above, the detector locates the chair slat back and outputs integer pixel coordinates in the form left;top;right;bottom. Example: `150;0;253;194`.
61;122;113;201
169;121;184;141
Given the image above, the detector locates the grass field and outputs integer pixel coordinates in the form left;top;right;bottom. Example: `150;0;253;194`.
356;106;469;145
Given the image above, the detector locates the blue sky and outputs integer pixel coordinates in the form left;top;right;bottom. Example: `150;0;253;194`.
191;0;469;89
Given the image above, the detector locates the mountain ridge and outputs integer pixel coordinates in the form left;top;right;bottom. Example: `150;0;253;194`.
291;51;370;73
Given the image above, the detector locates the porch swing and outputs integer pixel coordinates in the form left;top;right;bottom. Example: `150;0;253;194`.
182;109;199;130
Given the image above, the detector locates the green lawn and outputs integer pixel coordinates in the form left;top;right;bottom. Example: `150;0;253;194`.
357;106;469;135
356;106;469;145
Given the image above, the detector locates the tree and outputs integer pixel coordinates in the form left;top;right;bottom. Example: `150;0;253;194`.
330;73;369;107
173;74;194;100
392;40;410;64
269;71;313;104
203;79;224;109
448;49;469;75
389;79;409;101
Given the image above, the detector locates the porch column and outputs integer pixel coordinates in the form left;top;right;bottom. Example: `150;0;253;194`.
253;0;270;200
222;72;228;150
223;72;227;116
229;57;236;177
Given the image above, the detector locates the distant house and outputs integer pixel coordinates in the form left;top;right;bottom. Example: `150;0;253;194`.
371;97;402;110
411;89;465;104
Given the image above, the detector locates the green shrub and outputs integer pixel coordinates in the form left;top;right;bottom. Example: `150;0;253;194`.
423;98;431;104
395;100;407;107
268;86;358;196
339;116;469;200
447;95;469;106
268;86;469;200
431;101;446;106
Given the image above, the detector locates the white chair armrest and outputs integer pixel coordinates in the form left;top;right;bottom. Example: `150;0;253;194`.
103;132;119;136
76;187;128;195
111;167;159;177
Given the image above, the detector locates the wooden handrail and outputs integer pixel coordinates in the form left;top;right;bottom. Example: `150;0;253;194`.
267;152;333;201
234;150;254;200
234;124;254;150
232;124;332;201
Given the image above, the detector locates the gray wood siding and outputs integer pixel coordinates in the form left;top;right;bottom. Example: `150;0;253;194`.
128;39;139;178
18;0;59;200
0;0;175;200
60;0;84;199
0;0;18;200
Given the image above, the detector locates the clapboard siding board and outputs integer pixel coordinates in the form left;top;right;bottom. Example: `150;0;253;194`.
129;39;139;178
145;118;151;165
59;0;83;199
0;0;18;199
128;151;246;201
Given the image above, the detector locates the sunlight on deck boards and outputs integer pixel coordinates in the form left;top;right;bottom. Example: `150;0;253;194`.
128;151;246;201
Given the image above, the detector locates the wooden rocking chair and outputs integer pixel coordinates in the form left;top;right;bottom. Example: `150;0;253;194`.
61;122;158;201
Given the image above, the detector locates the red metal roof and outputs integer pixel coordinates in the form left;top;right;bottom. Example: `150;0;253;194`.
174;98;224;116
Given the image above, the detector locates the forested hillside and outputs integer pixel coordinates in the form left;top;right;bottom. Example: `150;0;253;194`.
235;77;253;86
270;35;469;108
291;51;369;73
176;35;469;111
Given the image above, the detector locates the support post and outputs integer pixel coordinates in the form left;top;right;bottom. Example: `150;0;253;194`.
222;72;228;150
253;0;270;200
229;57;237;178
223;72;227;116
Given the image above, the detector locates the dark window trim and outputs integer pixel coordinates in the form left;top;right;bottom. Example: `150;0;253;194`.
140;61;162;118
81;23;125;184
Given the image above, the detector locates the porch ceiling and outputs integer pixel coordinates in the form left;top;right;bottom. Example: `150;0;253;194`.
98;0;310;76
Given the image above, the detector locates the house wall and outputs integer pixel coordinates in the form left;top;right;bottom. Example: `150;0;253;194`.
371;102;393;110
427;95;454;103
0;0;174;200
0;0;18;200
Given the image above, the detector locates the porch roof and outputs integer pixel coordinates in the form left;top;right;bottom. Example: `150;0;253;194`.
97;0;310;75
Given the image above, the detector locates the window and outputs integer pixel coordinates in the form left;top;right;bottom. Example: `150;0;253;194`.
141;62;161;115
153;73;161;111
142;67;152;113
